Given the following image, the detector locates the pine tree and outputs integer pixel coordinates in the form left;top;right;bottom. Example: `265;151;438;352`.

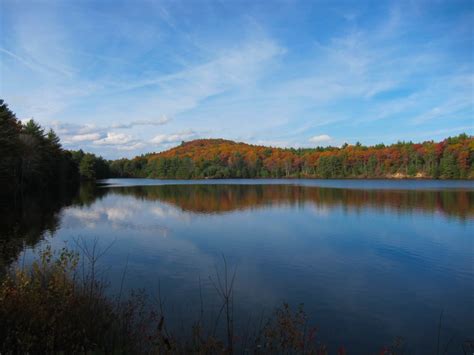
0;100;22;193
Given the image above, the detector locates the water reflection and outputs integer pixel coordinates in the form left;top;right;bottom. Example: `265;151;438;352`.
2;182;472;271
0;191;71;274
107;184;474;220
0;183;108;271
1;180;473;353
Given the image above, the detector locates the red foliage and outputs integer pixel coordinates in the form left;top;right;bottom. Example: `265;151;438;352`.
144;135;473;179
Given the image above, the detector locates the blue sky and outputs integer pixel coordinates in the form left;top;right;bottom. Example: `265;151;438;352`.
1;0;473;158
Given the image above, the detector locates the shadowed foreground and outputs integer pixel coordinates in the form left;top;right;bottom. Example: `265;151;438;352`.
1;247;471;354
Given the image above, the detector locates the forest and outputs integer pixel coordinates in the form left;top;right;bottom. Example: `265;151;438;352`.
2;99;473;191
0;100;109;198
110;136;474;180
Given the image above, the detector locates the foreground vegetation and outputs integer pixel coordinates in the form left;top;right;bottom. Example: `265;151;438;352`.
111;136;473;180
1;247;471;354
0;247;336;354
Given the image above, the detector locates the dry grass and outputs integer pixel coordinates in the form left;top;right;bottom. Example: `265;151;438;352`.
0;245;465;354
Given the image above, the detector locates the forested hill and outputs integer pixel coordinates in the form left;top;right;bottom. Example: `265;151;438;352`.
110;136;474;179
2;97;472;183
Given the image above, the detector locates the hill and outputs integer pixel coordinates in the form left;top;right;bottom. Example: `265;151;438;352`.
109;135;474;179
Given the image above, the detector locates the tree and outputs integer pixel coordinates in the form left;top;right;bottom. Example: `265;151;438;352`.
79;154;97;180
0;100;22;193
22;119;45;139
46;129;61;151
440;151;459;179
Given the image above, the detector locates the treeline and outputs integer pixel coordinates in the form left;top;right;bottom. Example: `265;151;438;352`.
2;98;472;183
110;136;474;180
0;100;109;197
69;150;110;180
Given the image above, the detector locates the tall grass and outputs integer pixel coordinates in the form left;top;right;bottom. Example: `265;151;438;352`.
0;245;469;354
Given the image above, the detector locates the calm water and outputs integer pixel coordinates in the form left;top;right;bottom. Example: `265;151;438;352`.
2;179;473;353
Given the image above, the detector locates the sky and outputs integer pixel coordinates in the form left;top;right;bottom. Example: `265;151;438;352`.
0;0;473;158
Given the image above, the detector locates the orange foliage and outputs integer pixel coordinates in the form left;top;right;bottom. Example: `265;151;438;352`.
131;134;474;179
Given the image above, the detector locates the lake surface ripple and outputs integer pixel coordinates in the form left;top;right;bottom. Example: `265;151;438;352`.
2;179;473;353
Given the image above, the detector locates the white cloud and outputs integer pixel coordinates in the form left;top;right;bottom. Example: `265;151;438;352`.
65;133;101;143
50;121;149;153
66;208;101;221
50;122;99;135
150;130;197;145
105;207;132;221
309;134;332;144
150;205;183;219
116;142;146;151
111;116;171;129
94;132;133;145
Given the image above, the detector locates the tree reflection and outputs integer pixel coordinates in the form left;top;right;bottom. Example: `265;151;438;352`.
1;183;472;275
108;184;473;220
0;183;108;274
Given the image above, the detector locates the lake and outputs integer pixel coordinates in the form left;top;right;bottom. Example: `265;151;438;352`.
2;179;473;353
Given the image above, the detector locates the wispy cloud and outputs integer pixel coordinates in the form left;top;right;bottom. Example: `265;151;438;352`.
1;0;472;157
111;116;171;129
64;133;102;143
94;132;134;146
151;130;197;145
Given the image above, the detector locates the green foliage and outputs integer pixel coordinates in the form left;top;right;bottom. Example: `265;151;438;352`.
71;150;110;180
79;153;97;180
0;100;111;196
439;151;460;179
0;104;80;195
1;99;472;184
111;135;473;180
109;156;147;178
46;128;61;150
317;156;343;178
0;100;22;190
22;119;45;138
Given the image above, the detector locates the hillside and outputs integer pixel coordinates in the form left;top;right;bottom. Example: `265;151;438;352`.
152;139;261;159
109;135;474;179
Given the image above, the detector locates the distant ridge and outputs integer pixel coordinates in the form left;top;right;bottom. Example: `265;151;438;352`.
150;138;281;159
109;134;474;180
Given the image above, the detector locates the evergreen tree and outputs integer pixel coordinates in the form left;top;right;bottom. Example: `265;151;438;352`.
440;152;460;179
79;154;97;180
0;100;22;193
